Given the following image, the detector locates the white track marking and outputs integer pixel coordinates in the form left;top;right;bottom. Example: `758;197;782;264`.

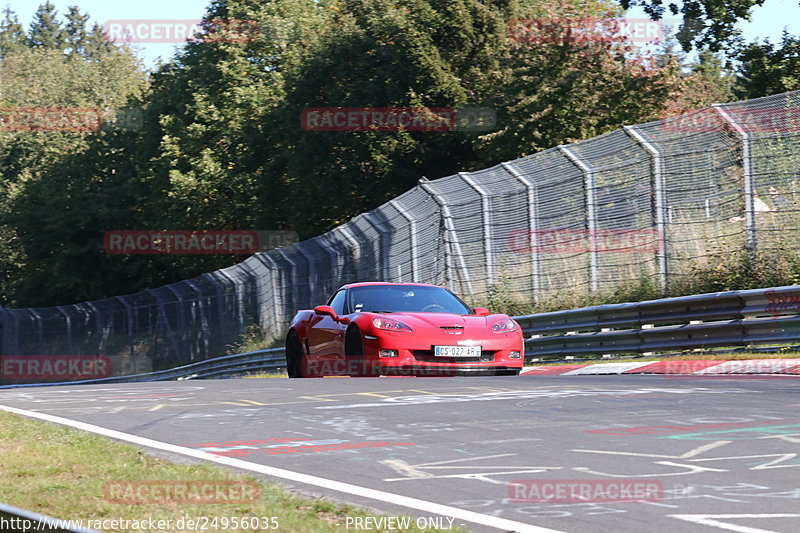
670;514;800;533
0;404;565;533
571;440;731;460
562;361;656;375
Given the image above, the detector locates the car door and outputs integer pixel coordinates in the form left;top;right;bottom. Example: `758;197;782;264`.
307;290;348;366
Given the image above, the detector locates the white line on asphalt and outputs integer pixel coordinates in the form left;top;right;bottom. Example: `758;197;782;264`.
670;514;800;533
0;404;566;533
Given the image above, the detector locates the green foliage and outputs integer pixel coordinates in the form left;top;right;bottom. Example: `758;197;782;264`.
617;0;767;52
0;7;25;57
27;1;65;49
0;0;784;307
735;31;800;98
0;4;146;305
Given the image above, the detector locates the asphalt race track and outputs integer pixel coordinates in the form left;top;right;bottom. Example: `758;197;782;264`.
1;375;799;533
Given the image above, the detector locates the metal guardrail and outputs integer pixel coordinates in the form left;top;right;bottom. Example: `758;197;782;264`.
3;285;799;388
0;348;286;389
0;502;100;533
515;285;800;358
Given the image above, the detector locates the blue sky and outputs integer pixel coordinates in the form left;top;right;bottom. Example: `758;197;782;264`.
4;0;800;68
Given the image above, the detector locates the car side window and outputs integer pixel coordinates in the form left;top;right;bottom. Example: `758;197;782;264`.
328;290;347;315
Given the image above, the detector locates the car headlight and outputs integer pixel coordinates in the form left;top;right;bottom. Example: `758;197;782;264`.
372;317;412;332
491;318;518;333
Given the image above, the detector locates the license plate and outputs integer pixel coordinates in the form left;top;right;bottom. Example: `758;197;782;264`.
434;345;481;357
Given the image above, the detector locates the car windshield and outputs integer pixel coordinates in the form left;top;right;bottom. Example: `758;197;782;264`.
348;285;471;314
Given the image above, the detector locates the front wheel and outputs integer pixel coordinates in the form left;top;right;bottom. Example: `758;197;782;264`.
345;327;372;376
285;332;304;378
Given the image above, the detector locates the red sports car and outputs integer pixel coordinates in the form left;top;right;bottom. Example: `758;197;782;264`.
285;282;524;377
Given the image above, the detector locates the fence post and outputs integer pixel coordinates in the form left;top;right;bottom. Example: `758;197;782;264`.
624;125;669;293
335;225;361;281
145;289;181;364
163;286;188;360
183;279;213;355
55;307;74;355
418;178;475;297
502;162;541;303
115;296;135;359
459;172;494;288
558;145;599;292
714;104;757;253
204;273;229;355
295;244;318;304
217;269;246;333
362;211;392;281
275;248;300;311
389;200;419;282
0;307;4;355
255;253;284;336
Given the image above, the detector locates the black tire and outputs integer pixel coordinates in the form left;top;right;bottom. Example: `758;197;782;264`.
344;326;363;357
286;332;304;378
344;326;367;376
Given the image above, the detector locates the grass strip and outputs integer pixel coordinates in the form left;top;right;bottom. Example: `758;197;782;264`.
0;411;468;533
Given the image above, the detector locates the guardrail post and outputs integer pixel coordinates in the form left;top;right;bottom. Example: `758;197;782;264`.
389;200;420;282
624;125;668;293
502;162;541;303
714;104;757;253
459;172;494;287
558;146;599;292
418;178;475;296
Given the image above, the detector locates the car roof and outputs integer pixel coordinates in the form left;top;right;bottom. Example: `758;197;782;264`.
338;282;443;290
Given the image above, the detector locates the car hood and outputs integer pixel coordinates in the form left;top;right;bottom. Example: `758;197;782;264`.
370;312;499;329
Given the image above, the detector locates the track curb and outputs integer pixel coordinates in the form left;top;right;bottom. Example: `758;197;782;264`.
521;358;800;376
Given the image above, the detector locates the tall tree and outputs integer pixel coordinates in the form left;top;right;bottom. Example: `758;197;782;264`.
264;0;509;237
0;7;25;58
63;5;90;57
0;5;146;305
735;32;800;98
27;2;64;49
481;2;689;162
617;0;766;51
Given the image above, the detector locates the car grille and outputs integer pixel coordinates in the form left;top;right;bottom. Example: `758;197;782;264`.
411;350;495;363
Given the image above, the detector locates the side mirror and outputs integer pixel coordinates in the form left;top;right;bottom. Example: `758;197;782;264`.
314;305;338;320
473;307;490;316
